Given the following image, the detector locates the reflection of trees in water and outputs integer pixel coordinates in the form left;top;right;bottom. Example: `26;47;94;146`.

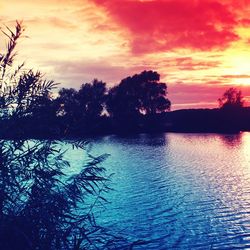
219;133;243;148
175;133;243;149
104;133;168;147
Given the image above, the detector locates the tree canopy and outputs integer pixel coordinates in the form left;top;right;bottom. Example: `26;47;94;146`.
57;80;106;120
78;79;106;119
106;70;171;119
218;88;244;110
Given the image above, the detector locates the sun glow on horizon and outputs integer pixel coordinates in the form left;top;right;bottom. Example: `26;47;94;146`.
222;51;250;86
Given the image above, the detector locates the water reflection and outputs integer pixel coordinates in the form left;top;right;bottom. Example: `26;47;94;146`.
99;133;168;147
70;132;250;249
219;133;243;148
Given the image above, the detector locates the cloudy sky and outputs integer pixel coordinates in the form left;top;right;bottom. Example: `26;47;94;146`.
2;0;250;109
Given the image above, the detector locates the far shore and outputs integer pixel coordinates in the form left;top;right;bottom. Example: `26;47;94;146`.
1;107;249;139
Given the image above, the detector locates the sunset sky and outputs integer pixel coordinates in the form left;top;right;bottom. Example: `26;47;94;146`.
2;0;250;109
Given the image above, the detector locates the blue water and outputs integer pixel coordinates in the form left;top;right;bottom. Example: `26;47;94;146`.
68;132;250;249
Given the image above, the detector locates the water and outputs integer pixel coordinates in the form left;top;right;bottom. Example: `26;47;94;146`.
68;132;250;249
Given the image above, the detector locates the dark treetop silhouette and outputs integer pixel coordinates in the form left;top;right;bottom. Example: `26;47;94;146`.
104;70;171;133
56;79;107;136
15;70;171;137
106;70;171;118
54;70;170;136
166;87;248;133
218;87;244;110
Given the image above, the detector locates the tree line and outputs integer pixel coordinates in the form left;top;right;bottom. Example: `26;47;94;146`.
1;70;172;137
0;71;248;137
3;73;247;137
167;87;248;133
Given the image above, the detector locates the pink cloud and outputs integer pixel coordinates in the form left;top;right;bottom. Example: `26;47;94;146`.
42;59;146;88
91;0;239;54
220;74;250;79
173;57;221;71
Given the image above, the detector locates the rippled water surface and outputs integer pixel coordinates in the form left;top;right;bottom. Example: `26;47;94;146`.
69;132;250;249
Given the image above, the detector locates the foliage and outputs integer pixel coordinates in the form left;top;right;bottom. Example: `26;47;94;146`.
0;21;126;249
57;88;80;118
0;22;56;120
218;87;244;110
57;80;106;120
0;140;114;250
56;80;107;136
106;70;171;119
78;79;106;119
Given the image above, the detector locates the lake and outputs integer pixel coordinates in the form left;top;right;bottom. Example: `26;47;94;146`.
68;132;250;249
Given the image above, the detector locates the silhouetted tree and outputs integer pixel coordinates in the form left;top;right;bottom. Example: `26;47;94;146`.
107;70;171;119
56;88;83;135
57;88;80;118
218;88;244;110
78;79;106;120
29;93;59;120
56;80;107;135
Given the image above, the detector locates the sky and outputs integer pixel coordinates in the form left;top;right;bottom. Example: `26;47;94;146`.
1;0;250;109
